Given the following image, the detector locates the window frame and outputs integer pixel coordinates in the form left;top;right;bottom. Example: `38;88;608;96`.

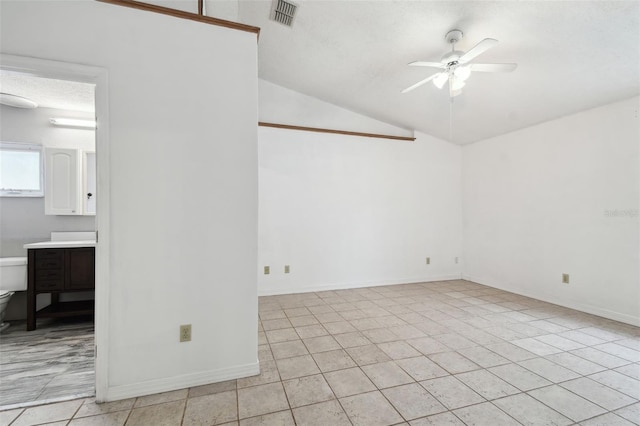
0;141;45;197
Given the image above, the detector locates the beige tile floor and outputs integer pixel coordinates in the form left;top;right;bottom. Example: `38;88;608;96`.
2;279;639;425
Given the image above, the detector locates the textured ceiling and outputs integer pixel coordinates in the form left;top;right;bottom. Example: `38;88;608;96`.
238;0;640;144
1;1;637;144
0;70;95;112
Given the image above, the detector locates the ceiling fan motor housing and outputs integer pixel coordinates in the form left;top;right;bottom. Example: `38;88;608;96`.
442;30;464;66
441;50;464;65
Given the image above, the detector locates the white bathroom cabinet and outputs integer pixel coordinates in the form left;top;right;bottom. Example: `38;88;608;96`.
44;148;95;215
44;148;79;215
83;151;96;215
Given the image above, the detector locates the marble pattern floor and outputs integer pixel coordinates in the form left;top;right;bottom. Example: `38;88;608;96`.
0;317;94;408
1;280;639;425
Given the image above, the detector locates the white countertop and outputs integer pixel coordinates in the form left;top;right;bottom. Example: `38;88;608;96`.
24;240;96;249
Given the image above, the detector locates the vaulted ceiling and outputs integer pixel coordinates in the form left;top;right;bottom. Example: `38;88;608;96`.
236;1;639;144
2;1;638;145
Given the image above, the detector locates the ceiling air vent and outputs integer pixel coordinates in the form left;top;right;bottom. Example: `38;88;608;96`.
271;0;298;27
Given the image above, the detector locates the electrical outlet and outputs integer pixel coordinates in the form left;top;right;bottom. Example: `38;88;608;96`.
180;324;191;342
426;257;431;265
264;266;270;275
284;265;290;274
562;273;570;284
455;257;459;264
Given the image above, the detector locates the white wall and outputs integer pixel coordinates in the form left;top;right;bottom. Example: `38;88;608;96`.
463;97;640;326
258;82;462;294
1;0;258;401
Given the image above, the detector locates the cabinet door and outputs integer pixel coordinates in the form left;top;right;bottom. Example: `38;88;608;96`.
65;248;95;290
83;152;96;215
45;148;80;215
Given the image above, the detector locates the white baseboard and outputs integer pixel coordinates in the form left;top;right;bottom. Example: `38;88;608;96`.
258;274;463;296
463;274;640;327
101;361;259;402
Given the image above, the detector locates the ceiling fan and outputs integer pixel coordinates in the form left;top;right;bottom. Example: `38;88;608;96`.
402;29;517;97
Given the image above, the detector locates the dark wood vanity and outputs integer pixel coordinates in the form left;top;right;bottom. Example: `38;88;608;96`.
27;247;95;331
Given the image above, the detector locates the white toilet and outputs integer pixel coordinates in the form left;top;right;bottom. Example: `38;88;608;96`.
0;257;28;332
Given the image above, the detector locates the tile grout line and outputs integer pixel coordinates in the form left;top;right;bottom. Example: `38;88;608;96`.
287;309;350;425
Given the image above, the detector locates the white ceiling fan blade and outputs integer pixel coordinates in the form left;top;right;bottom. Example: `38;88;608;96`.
408;61;446;69
401;73;442;93
470;63;517;72
459;38;498;64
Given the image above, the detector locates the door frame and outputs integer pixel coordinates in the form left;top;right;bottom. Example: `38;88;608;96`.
1;54;111;401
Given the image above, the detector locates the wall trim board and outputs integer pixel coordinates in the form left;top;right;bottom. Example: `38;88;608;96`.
258;122;416;141
105;361;259;402
97;0;260;36
258;274;463;296
463;275;640;327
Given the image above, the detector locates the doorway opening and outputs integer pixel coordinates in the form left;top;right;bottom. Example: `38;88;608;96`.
0;55;109;409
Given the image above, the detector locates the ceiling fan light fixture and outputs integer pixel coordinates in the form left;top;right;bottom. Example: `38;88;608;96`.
454;66;471;81
451;78;466;92
433;73;448;89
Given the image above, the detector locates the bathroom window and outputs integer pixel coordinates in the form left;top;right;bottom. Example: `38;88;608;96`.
0;142;44;197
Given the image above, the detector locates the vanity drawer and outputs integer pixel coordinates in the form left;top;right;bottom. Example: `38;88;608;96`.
35;279;63;291
34;250;64;268
35;269;63;280
35;249;63;259
35;257;64;270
